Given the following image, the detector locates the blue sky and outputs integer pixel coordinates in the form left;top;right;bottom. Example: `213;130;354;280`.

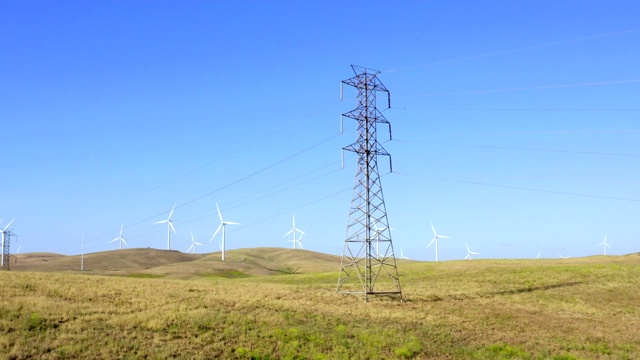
2;1;639;261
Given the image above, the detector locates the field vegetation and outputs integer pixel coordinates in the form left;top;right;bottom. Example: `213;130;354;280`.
1;248;639;359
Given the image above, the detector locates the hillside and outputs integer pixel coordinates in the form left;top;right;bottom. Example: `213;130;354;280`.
10;247;342;278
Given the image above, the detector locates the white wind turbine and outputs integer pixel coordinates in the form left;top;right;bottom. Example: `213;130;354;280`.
465;243;480;260
536;251;541;259
210;202;239;261
187;233;204;254
558;252;568;259
110;223;127;249
598;235;611;255
399;248;409;260
154;204;176;250
427;223;450;262
372;220;393;259
283;214;305;249
1;219;15;268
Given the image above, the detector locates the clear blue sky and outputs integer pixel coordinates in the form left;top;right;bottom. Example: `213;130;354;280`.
2;1;639;260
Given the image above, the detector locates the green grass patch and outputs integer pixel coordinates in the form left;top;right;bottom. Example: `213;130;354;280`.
126;273;165;278
203;270;251;279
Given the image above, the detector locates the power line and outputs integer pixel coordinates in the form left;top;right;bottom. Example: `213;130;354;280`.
384;28;640;73
393;139;640;157
26;101;342;237
393;172;640;203
177;130;344;209
53;133;351;253
391;107;640;112
395;80;640;98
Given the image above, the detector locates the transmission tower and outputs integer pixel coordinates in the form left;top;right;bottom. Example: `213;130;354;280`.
1;227;16;271
337;65;402;301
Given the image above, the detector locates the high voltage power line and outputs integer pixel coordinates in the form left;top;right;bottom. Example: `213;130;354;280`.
383;28;640;73
54;147;354;253
395;79;640;98
25;101;343;238
393;139;640;157
393;172;640;203
391;107;640;111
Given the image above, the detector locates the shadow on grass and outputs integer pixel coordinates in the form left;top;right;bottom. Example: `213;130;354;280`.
413;281;583;303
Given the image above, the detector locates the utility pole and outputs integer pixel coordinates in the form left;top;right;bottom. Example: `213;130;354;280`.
337;65;402;301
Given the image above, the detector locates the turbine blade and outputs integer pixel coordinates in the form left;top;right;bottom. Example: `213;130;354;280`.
3;219;14;231
210;224;222;242
169;221;176;234
187;244;194;252
195;242;203;246
225;221;240;225
427;237;436;248
110;238;119;243
168;203;176;219
431;223;436;236
154;220;168;224
283;229;294;237
466;243;470;252
121;237;127;246
440;235;451;239
216;202;223;222
191;232;195;244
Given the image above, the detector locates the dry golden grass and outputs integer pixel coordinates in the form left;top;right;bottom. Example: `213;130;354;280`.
1;248;640;359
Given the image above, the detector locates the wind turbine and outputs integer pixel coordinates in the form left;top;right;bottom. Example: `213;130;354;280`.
154;204;176;250
598;235;611;256
536;251;541;259
558;252;567;259
399;248;409;260
1;219;15;268
465;243;480;260
283;214;305;249
110;223;127;249
372;221;393;259
427;223;450;262
187;233;204;254
210;202;239;261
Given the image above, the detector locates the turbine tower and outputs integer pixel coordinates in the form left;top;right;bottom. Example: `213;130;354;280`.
210;202;239;261
1;219;16;270
283;214;305;249
336;65;402;301
154;204;176;250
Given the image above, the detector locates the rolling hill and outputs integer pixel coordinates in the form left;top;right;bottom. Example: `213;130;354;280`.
10;247;342;278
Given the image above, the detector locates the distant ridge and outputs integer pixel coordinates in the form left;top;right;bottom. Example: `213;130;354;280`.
10;247;342;279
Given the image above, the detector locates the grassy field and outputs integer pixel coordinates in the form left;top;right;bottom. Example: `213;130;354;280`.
1;248;639;359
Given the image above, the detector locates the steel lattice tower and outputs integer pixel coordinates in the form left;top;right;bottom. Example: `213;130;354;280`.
1;229;15;271
337;65;402;301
